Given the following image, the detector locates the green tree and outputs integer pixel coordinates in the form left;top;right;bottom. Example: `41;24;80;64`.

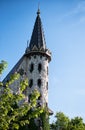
0;60;43;130
41;107;50;130
55;112;69;130
50;112;85;130
68;117;85;130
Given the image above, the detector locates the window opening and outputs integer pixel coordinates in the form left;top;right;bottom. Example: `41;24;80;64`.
19;68;24;75
29;56;31;59
37;102;41;107
40;55;42;59
29;79;33;88
29;94;31;102
46;82;48;90
30;63;34;73
34;55;36;59
46;102;48;107
37;79;41;88
38;63;42;73
38;93;42;100
47;66;48;75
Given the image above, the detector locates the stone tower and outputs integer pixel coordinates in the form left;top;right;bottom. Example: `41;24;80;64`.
3;8;52;130
25;9;51;108
3;9;52;110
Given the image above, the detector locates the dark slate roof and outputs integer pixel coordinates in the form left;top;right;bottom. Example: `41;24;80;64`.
29;9;46;51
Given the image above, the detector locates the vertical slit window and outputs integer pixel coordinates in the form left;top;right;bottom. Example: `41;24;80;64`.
30;63;34;73
37;102;41;107
46;102;48;107
34;55;36;59
40;55;42;59
29;94;31;102
46;82;48;90
38;63;42;73
37;79;41;88
29;79;33;88
47;66;48;75
38;93;42;100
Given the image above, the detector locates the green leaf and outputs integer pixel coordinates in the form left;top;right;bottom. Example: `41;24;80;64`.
13;123;19;130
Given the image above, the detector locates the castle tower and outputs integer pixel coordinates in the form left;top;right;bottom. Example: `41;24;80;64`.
25;9;51;108
3;9;52;113
3;8;52;129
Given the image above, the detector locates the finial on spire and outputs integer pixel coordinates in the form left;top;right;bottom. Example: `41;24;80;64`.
37;2;40;15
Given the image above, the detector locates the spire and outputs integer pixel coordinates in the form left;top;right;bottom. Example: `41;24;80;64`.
29;8;46;51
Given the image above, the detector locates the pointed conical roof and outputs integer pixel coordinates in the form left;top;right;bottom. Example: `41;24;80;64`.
29;9;46;50
25;9;51;61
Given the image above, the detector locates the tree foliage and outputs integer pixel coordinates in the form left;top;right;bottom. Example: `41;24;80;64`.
50;112;85;130
40;107;50;130
68;117;85;130
0;60;43;130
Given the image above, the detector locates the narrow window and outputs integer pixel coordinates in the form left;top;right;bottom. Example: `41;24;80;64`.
34;55;36;59
29;79;33;88
38;93;42;100
19;68;24;75
47;66;48;75
45;57;47;60
29;94;31;102
24;72;26;75
40;55;42;59
30;63;34;73
38;63;42;73
37;79;41;88
37;102;41;107
46;102;48;107
29;56;31;59
46;82;48;90
23;89;26;95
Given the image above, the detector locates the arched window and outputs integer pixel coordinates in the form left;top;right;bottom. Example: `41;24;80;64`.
29;79;33;88
38;63;42;73
30;63;34;73
37;79;41;88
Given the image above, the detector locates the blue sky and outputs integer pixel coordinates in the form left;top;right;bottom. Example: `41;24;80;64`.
0;0;85;123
